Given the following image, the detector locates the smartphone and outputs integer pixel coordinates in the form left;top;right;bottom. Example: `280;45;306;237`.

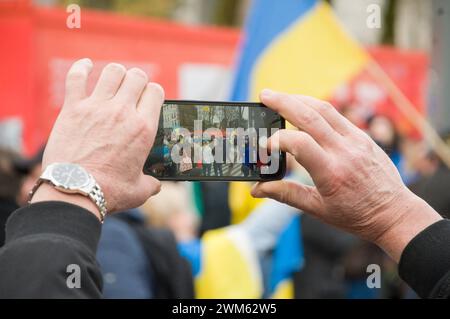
143;100;286;181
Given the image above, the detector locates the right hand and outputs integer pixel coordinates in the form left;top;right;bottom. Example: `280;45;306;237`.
40;59;164;213
252;90;442;261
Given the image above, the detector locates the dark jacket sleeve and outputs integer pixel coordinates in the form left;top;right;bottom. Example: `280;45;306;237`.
399;219;450;299
0;201;103;298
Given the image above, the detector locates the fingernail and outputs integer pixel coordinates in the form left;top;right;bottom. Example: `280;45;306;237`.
251;189;260;198
260;89;274;99
80;58;93;67
251;184;263;198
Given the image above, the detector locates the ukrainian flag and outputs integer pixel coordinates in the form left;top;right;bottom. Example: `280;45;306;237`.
228;0;371;241
179;214;303;299
226;0;369;298
231;0;369;102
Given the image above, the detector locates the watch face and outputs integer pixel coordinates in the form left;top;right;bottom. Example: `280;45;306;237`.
51;163;90;188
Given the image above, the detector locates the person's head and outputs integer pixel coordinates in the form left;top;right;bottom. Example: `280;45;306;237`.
367;115;399;152
140;182;198;241
14;146;45;206
424;130;450;171
340;104;367;128
400;138;439;177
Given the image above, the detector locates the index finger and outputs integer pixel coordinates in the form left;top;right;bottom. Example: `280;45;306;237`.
268;129;331;186
293;95;356;135
136;82;165;125
260;89;340;147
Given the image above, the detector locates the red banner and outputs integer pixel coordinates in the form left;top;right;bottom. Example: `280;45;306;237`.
330;47;429;138
0;3;240;154
0;2;429;155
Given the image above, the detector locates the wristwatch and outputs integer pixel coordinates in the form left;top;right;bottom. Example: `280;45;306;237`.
28;162;107;222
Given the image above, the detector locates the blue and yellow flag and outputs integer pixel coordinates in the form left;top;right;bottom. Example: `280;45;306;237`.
227;0;369;298
230;0;370;228
179;215;303;299
231;0;369;102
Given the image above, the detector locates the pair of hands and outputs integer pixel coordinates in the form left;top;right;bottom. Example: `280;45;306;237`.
34;59;441;261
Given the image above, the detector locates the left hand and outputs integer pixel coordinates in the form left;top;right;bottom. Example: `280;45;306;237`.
39;59;164;213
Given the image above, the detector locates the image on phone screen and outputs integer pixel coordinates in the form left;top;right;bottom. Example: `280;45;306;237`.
144;101;286;181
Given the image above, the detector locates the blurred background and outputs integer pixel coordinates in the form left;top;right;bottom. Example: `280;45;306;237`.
1;0;449;299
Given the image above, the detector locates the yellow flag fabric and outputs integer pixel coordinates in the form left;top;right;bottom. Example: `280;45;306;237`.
228;182;264;224
195;227;263;298
250;2;369;101
270;279;295;299
224;0;370;300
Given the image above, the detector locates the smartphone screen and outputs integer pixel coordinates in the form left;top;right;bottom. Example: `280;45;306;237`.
143;100;286;181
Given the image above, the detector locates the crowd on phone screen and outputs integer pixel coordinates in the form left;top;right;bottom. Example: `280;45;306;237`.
0;105;449;299
159;131;259;178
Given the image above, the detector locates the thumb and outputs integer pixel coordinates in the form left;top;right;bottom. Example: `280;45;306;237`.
136;174;161;205
251;180;323;216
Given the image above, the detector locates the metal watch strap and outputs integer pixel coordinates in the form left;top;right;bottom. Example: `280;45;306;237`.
28;174;108;223
28;179;45;203
88;183;108;222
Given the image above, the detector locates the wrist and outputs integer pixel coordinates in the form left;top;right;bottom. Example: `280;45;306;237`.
373;188;442;262
30;183;102;222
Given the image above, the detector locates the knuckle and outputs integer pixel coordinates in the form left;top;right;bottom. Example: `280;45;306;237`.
298;110;318;126
292;133;306;155
105;63;126;75
128;68;148;81
278;181;296;205
112;107;129;123
66;70;86;83
133;117;152;138
146;82;165;99
278;188;290;204
346;150;363;167
278;93;293;106
323;169;345;197
358;135;374;152
350;131;372;152
317;101;333;113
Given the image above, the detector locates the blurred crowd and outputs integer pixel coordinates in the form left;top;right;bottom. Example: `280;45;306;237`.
0;106;449;299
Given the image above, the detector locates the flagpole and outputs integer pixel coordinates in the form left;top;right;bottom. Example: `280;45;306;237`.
366;60;450;169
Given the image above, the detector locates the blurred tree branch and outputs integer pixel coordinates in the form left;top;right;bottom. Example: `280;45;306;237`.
212;0;240;26
382;0;397;44
59;0;178;19
58;0;246;26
